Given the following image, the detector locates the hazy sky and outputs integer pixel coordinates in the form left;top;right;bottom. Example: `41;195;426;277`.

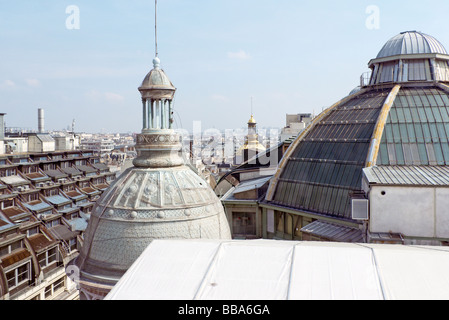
2;0;449;133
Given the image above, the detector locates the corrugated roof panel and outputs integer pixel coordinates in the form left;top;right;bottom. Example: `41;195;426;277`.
0;175;29;186
45;195;72;205
363;165;449;186
23;201;53;212
301;220;364;242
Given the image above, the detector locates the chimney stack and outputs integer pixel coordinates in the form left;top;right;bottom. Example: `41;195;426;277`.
38;108;44;133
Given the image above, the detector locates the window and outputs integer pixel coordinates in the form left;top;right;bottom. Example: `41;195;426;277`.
6;168;16;176
60;162;70;168
1;199;14;209
26;227;39;237
45;219;60;228
27;193;39;202
38;247;57;268
68;238;77;252
0;241;23;256
232;212;256;236
6;262;30;289
407;60;426;81
44;277;65;299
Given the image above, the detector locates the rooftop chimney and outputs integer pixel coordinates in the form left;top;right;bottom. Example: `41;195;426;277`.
38;108;44;133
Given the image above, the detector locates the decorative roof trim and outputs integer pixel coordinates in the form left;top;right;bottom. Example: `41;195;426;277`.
365;84;401;168
265;87;369;201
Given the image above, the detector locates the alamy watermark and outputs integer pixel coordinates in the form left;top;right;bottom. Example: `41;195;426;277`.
365;5;380;30
66;5;80;30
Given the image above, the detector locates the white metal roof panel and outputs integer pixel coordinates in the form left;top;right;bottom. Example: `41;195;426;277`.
105;239;449;300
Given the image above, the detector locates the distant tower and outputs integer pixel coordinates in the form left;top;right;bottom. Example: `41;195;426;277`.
236;114;266;164
74;1;231;300
38;108;44;133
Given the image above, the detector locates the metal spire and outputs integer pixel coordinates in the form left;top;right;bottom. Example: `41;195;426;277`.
155;0;158;58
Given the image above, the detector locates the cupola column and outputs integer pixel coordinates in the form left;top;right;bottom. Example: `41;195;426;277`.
142;98;147;129
169;100;173;129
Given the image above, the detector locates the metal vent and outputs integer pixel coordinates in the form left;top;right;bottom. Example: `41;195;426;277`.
352;198;369;220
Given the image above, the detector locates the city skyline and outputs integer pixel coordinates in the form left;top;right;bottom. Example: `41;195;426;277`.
2;0;449;133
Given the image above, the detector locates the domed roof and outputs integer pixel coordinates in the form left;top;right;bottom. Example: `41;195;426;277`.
77;165;231;285
376;31;448;59
139;57;176;91
248;115;256;124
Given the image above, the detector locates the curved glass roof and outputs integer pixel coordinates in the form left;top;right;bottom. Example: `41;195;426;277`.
269;85;449;220
376;87;449;166
271;90;390;219
268;31;449;223
376;31;448;59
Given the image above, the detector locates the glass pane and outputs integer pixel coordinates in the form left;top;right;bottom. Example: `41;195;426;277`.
419;94;430;107
403;107;413;123
414;123;424;143
435;94;444;106
407;123;416;141
396;108;406;122
387;143;397;164
395;143;405;164
389;108;398;123
399;95;409;106
441;94;449;105
410;144;421;165
433;106;443;122
422;123;432;142
417;107;428;122
400;124;409;143
410;107;420;122
437;123;447;140
434;143;445;165
413;95;424;107
427;94;438;107
406;95;416;107
441;142;449;164
392;124;401;142
429;123;439;141
426;143;437;165
403;143;413;165
440;106;449;122
425;106;435;122
418;143;429;165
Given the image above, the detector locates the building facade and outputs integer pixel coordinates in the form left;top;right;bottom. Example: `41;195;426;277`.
0;150;116;300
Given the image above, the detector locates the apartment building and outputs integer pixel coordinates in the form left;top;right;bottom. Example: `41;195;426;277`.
0;150;116;300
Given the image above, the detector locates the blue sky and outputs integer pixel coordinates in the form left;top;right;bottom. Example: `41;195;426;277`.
1;0;449;133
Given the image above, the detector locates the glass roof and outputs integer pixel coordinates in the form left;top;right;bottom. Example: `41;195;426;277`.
272;90;389;219
376;87;449;166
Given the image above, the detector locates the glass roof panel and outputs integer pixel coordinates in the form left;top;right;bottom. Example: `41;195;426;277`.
378;87;449;166
273;90;389;219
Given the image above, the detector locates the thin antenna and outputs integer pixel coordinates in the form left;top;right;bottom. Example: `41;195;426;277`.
155;0;158;57
251;96;253;116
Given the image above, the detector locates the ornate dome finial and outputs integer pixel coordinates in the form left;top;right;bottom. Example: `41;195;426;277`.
153;56;161;69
